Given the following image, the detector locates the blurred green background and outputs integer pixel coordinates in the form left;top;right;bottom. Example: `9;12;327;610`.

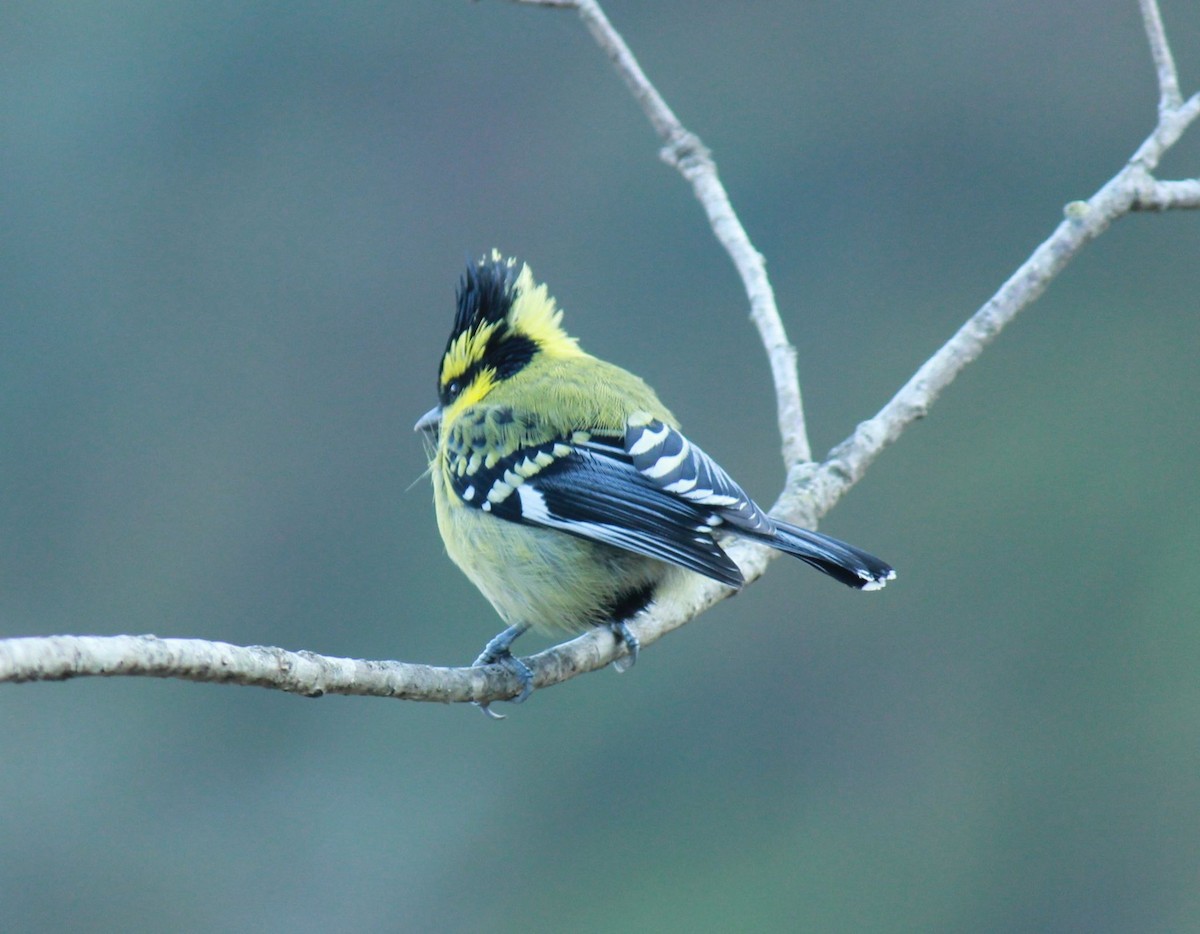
3;2;1200;931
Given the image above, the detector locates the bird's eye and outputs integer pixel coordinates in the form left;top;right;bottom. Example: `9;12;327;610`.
447;380;461;400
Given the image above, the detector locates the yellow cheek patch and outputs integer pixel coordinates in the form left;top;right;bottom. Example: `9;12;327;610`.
457;370;494;408
443;368;496;426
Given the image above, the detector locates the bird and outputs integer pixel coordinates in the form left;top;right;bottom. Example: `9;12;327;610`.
416;251;894;715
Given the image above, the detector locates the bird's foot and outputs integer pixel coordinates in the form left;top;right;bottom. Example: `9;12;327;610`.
610;619;639;673
472;625;533;718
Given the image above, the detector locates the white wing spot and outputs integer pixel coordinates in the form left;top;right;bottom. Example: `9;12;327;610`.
487;480;515;503
628;422;670;456
516;484;550;522
642;439;692;479
682;489;740;506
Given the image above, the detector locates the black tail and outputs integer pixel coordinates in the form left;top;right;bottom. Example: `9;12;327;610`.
766;522;895;591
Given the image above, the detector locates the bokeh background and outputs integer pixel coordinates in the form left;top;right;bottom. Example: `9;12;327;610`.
3;2;1200;931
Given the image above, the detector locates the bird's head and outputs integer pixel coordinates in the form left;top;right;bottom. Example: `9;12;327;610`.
415;251;582;433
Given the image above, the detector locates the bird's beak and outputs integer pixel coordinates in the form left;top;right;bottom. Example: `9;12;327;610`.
414;406;442;434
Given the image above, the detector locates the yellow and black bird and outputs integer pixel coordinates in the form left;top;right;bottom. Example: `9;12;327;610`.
416;252;893;713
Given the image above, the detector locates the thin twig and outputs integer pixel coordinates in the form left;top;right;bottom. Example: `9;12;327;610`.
1138;0;1184;113
515;0;810;466
805;120;1200;517
1131;91;1200;171
1131;177;1200;210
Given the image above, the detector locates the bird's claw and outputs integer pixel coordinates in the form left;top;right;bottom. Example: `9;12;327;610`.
472;636;534;718
610;620;639;673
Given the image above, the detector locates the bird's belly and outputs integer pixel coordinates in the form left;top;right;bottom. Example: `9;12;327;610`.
436;491;665;633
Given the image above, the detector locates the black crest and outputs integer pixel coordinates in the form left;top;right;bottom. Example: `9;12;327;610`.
438;255;539;404
450;255;518;346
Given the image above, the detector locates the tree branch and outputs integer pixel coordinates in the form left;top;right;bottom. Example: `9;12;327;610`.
517;0;810;467
1138;0;1184;114
1130;177;1200;211
0;634;494;702
804;109;1199;511
4;1;1199;705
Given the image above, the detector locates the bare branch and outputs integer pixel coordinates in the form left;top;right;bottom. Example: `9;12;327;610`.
807;110;1200;515
1138;0;1184;113
0;634;494;702
514;0;810;466
1131;177;1200;211
0;557;749;703
1131;91;1200;170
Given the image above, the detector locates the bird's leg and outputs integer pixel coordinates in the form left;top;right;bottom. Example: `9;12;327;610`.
472;624;533;718
604;585;652;674
609;619;639;673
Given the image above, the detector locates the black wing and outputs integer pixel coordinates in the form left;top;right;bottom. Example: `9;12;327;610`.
447;432;745;588
622;416;773;534
622;416;896;591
